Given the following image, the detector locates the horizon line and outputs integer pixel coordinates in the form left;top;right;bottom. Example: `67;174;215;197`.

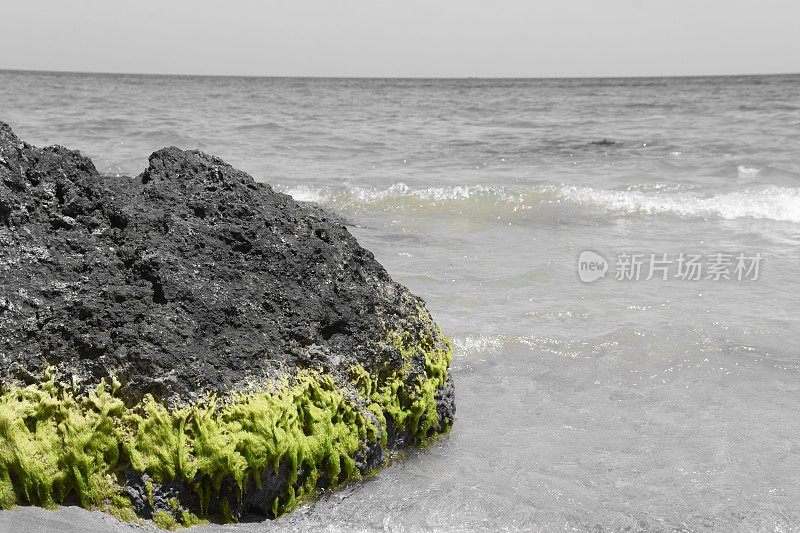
2;67;799;81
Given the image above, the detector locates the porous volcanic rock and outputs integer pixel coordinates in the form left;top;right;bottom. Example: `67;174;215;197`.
0;123;454;524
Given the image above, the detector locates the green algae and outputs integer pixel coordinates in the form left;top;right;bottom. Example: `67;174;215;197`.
153;510;178;530
0;371;132;516
0;325;453;528
352;315;454;445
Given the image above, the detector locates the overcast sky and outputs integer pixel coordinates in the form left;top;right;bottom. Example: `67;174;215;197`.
1;0;798;78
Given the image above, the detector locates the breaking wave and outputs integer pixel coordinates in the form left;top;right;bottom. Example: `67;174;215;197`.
559;184;800;223
280;183;800;224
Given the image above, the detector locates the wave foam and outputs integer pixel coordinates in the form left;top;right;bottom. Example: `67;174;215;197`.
279;183;800;224
452;334;587;358
452;335;507;357
561;185;800;223
737;165;761;177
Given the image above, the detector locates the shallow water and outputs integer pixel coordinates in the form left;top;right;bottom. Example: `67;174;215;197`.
1;71;800;532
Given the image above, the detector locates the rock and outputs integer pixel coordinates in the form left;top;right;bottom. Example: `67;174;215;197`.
0;122;455;525
590;138;616;146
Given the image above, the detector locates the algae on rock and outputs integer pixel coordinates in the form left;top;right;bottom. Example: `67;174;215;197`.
0;121;455;525
0;324;453;525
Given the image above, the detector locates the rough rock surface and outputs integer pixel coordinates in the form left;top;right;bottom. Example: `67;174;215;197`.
0;122;449;402
0;122;455;522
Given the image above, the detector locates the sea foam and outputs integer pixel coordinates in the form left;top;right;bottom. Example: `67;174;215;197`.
282;183;800;224
561;184;800;223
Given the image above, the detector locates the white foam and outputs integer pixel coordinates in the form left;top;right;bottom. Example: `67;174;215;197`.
280;182;519;208
280;182;800;224
280;184;327;203
452;335;506;357
560;185;800;223
452;334;582;358
737;165;761;177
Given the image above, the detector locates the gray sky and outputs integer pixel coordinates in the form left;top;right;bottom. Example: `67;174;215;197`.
1;0;798;77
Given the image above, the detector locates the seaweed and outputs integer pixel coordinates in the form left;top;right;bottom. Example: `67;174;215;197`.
0;326;453;528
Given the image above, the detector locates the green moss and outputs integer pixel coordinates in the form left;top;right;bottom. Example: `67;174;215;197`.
145;479;155;508
179;510;206;527
0;470;15;509
168;497;180;511
153;510;177;530
352;314;453;445
150;507;206;531
0;373;126;511
0;321;453;526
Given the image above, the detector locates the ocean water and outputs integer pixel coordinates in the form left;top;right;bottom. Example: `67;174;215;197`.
1;70;800;532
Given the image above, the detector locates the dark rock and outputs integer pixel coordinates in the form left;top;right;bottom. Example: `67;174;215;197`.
0;122;448;406
125;472;202;520
0;122;455;522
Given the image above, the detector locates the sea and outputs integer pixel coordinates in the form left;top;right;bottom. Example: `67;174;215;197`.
1;70;799;532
